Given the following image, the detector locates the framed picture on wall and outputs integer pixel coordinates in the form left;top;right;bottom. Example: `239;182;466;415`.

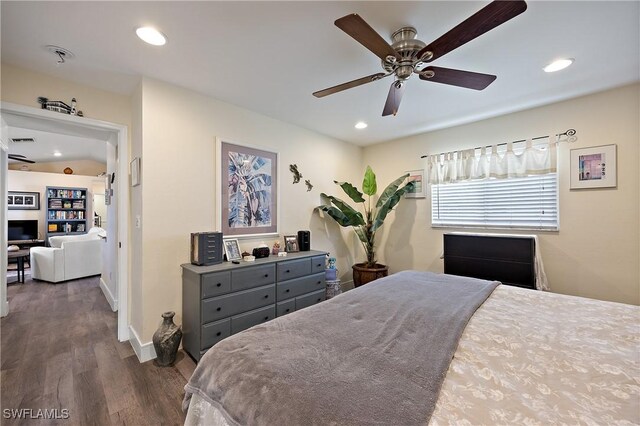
570;144;617;189
216;138;278;238
8;191;40;210
404;169;425;198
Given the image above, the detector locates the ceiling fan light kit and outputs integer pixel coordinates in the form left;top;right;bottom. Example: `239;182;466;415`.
313;0;528;117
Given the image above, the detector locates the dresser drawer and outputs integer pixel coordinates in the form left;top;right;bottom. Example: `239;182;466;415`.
296;289;326;310
277;258;311;281
202;284;275;323
231;264;275;291
201;271;231;299
277;272;325;300
231;305;276;334
311;255;326;274
277;299;296;317
201;318;231;350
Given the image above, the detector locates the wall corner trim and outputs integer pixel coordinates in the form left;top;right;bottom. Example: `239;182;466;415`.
128;325;157;363
99;278;118;312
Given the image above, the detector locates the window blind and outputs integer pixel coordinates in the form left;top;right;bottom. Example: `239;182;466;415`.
431;173;558;230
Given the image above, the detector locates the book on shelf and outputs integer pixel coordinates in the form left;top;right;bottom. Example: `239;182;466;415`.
48;224;57;232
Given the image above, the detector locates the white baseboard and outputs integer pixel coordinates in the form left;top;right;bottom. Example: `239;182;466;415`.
0;299;8;317
128;325;157;363
99;278;118;312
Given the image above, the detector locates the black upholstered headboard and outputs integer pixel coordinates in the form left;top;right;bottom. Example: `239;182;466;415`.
443;233;536;290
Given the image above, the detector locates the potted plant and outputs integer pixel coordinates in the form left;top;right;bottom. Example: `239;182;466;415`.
317;166;415;287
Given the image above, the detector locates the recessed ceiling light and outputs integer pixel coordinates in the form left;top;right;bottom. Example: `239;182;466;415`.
53;152;62;157
136;27;167;46
355;122;368;129
543;58;574;73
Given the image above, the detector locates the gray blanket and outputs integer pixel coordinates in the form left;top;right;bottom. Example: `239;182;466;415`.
184;271;499;425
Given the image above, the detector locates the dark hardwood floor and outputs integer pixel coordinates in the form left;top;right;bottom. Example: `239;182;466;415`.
1;273;195;425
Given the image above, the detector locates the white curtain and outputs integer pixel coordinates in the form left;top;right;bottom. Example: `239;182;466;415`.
428;139;557;184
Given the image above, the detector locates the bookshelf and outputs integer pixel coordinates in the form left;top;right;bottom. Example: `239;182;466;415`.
46;186;88;243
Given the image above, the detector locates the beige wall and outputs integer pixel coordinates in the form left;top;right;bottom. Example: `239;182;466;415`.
9;159;106;176
1;64;130;127
362;83;640;305
7;170;100;240
134;78;362;341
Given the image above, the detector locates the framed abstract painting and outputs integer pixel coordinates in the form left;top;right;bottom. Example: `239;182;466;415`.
570;144;617;189
217;138;278;237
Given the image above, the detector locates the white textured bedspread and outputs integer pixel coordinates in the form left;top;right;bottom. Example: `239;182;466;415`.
186;280;640;425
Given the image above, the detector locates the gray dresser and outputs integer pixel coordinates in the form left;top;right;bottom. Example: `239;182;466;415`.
181;250;327;361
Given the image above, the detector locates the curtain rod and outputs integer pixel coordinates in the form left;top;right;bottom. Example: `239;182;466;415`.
420;128;576;159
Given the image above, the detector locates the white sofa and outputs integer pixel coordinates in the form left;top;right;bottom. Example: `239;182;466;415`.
30;228;104;283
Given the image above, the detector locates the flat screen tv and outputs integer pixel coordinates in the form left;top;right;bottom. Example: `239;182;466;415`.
8;220;39;241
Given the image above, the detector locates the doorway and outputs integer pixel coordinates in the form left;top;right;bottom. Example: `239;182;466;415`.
1;102;130;341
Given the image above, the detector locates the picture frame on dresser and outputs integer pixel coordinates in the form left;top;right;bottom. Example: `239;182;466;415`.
223;238;242;261
216;138;279;238
8;191;40;210
284;235;299;252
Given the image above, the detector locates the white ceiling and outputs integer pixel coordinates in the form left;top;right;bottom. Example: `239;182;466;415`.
7;127;106;164
1;1;639;146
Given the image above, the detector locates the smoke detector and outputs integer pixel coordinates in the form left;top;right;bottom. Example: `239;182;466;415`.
45;45;75;64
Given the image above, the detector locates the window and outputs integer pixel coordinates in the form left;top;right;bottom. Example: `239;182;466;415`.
431;173;558;230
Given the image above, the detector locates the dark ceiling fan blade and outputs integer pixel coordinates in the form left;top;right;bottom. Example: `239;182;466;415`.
417;1;527;63
335;14;401;62
8;154;35;164
313;73;387;98
382;81;406;116
419;66;496;90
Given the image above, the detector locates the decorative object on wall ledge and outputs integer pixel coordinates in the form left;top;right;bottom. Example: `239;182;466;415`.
316;166;415;287
570;144;617;189
63;167;73;175
152;311;183;367
217;139;278;237
37;96;83;116
8;191;40;210
404;169;425;198
289;164;302;183
130;157;141;187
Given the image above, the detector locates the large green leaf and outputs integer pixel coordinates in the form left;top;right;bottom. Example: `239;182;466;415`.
371;181;416;232
376;173;410;208
362;166;377;196
333;181;365;203
353;226;370;246
320;193;365;226
316;205;352;227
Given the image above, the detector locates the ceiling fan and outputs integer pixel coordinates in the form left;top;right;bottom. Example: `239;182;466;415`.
313;1;527;116
8;154;35;164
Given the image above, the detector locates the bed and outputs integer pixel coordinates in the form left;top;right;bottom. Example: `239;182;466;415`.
183;271;639;425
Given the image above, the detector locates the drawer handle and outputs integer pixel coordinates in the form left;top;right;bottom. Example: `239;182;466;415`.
264;316;269;321
317;298;322;302
264;294;269;299
285;309;290;313
216;332;221;336
216;283;222;287
317;280;322;284
286;269;290;273
264;274;269;278
216;307;221;311
285;289;290;293
316;263;322;267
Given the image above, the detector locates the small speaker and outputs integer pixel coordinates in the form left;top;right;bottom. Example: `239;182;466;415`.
298;230;311;251
190;232;223;266
252;247;270;259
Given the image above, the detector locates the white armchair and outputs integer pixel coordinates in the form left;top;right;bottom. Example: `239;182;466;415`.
31;231;103;283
